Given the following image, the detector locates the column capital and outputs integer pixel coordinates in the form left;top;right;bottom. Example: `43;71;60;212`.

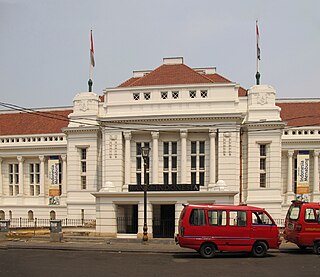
180;129;188;139
39;155;45;162
314;150;320;157
287;150;294;157
61;154;67;161
123;131;132;140
151;131;159;139
209;129;217;138
17;156;24;162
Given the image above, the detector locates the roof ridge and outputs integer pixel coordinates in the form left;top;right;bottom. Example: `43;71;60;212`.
180;64;216;83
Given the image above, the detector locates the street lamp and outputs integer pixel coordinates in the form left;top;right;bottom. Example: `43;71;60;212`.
141;145;150;242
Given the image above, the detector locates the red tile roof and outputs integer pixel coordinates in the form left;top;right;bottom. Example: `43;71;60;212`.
277;102;320;127
117;63;247;96
0;109;72;136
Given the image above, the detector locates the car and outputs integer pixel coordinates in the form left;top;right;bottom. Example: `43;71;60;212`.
175;204;280;258
283;200;320;254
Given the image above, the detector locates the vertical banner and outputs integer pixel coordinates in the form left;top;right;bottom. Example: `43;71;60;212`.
48;156;60;205
296;152;310;195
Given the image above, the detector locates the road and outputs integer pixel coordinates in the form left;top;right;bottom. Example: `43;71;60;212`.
0;248;319;277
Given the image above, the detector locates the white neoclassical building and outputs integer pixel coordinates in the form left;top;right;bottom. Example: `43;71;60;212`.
0;57;319;238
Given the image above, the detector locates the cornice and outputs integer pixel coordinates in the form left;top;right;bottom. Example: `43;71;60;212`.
63;126;100;134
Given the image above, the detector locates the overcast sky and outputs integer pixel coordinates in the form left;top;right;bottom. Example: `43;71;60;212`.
1;0;319;109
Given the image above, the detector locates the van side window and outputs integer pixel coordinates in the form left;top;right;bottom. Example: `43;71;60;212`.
208;210;227;226
252;211;273;225
305;208;316;222
189;209;206;226
229;211;247;227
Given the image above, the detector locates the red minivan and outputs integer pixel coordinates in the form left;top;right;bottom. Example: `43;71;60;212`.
284;201;320;254
175;204;281;258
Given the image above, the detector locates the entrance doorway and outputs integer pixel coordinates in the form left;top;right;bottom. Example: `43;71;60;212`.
117;205;138;234
153;204;175;238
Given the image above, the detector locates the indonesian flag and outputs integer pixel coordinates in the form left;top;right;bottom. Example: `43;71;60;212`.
256;20;261;60
90;30;95;67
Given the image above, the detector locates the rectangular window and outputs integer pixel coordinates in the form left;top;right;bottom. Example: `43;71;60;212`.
133;93;140;100
161;91;168;99
9;163;19;196
229;211;247;227
200;90;208;98
190;141;206;186
80;148;87;190
81;176;87;190
163;141;178;185
29;163;40;196
172;91;179;99
259;144;267;188
208;210;227;226
136;142;150;185
144;92;151;100
189;90;196;98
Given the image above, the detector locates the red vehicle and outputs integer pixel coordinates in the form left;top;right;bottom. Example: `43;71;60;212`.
175;204;281;258
284;201;320;254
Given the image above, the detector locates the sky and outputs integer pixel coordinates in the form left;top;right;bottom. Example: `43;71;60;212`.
0;0;319;109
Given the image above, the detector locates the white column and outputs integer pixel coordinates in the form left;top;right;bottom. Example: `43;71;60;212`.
124;131;132;191
151;131;159;185
39;155;45;196
286;150;295;204
209;130;216;186
287;150;294;193
180;129;188;184
17;156;24;195
313;150;319;193
0;158;3;195
61;154;67;195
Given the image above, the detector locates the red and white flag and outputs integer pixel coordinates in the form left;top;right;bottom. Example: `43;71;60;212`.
256;20;261;60
90;30;95;67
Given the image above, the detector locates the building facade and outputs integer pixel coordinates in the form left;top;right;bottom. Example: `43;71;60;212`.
0;57;319;238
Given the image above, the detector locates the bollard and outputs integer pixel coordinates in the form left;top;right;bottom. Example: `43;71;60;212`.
49;220;63;242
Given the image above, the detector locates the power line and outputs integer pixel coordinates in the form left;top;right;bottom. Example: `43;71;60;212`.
1;101;320;135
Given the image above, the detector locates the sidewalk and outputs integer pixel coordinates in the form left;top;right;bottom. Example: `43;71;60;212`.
0;232;298;254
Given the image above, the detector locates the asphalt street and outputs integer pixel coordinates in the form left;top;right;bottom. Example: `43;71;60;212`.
0;247;319;277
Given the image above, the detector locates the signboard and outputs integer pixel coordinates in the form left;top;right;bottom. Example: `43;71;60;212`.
296;152;310;195
48;156;60;205
129;184;200;192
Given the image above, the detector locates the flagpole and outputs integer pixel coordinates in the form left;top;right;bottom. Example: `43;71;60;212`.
88;29;95;92
255;20;261;85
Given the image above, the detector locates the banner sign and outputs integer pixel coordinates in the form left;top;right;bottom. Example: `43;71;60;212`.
48;156;60;205
296;152;310;194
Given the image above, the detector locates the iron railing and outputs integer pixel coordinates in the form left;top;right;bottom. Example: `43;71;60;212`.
7;218;96;228
117;217;138;234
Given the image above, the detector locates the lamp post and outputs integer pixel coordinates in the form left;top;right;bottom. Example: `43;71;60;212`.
141;145;150;242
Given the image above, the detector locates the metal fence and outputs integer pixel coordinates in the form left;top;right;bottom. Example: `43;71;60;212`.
7;218;96;229
274;218;285;227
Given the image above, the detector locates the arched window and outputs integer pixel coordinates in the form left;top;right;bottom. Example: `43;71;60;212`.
50;210;56;220
28;210;34;220
0;210;5;220
9;210;12;220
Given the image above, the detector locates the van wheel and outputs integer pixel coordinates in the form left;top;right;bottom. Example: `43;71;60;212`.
313;241;320;255
200;243;216;258
252;241;267;257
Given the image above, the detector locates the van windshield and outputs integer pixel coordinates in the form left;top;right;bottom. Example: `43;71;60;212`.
287;205;300;220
